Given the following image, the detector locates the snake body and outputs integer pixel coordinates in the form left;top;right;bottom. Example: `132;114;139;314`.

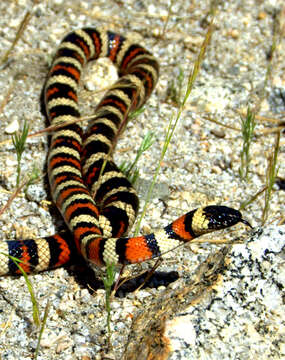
0;28;249;275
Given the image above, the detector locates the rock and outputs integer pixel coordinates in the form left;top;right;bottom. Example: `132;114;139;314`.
163;225;285;359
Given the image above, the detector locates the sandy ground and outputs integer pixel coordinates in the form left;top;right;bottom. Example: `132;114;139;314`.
0;0;284;359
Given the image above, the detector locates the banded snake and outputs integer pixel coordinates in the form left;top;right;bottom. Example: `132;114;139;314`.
0;28;250;276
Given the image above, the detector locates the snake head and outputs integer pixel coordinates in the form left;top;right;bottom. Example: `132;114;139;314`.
202;205;252;231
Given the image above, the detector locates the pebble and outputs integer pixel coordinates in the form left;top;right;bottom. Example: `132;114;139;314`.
4;118;19;134
25;184;47;202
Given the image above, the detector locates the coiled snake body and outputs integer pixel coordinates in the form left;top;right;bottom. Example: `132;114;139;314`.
0;28;249;275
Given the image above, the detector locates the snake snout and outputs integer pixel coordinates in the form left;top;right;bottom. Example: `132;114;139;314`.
204;205;251;230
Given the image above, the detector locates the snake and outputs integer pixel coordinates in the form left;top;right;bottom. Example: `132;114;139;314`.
0;28;250;276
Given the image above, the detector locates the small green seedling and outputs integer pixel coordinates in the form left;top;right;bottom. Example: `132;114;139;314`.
239;107;256;181
12;119;29;187
102;263;116;346
120;131;155;185
262;132;280;224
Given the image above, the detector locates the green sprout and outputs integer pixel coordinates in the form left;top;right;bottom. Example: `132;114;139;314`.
262;132;280;224
120;131;155;184
239;107;256;181
12;119;29;188
102;263;116;346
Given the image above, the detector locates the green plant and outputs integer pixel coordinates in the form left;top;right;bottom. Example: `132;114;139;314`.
24;165;40;196
12;119;29;187
7;254;40;326
262;132;280;224
239;107;256;181
34;301;50;360
102;263;116;345
166;67;184;106
120;131;155;184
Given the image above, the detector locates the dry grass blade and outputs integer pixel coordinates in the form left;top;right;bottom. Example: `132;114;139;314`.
1;11;32;66
0;81;16;115
240;186;268;210
258;126;285;135
255;6;282;112
0;179;28;217
157;0;174;40
0;115;101;147
183;19;214;108
204;113;241;131
262;131;280;225
237;110;284;125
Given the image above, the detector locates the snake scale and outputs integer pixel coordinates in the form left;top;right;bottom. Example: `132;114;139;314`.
0;28;250;276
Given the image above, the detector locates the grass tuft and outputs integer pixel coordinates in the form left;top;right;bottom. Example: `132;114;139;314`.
102;263;116;347
12;119;29;188
120;131;155;185
166;67;184;106
24;165;41;195
7;254;40;326
239;107;256;181
34;301;50;360
262;131;280;225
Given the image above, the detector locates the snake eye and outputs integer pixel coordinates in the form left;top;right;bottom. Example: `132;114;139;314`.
204;205;251;230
